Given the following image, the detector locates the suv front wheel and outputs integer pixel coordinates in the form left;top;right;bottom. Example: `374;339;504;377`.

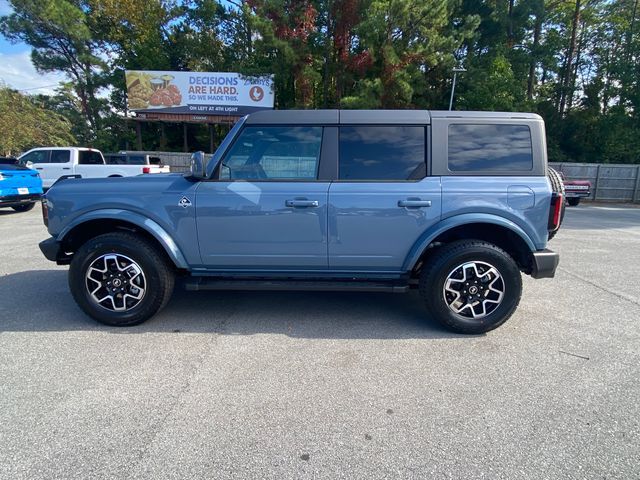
419;241;522;334
69;232;175;326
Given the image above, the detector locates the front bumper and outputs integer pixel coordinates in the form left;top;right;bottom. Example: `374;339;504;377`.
531;249;560;279
39;236;62;263
0;193;41;207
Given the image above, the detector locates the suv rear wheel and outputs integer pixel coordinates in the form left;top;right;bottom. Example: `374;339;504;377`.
69;232;175;326
419;241;522;334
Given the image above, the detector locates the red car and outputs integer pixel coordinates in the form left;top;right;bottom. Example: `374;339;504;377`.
559;171;591;206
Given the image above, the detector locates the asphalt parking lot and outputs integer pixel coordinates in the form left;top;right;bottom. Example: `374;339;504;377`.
1;204;638;479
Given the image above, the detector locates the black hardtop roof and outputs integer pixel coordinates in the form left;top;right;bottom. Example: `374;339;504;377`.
244;109;542;125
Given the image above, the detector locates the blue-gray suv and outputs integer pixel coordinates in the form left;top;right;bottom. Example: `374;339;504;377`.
39;110;564;333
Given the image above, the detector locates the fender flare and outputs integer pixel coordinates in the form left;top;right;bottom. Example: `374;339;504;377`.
402;213;537;271
58;208;189;269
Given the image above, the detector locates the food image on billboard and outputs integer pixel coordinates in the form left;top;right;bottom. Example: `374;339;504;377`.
125;71;274;116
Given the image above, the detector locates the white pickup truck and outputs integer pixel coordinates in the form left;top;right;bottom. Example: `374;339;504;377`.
18;147;169;188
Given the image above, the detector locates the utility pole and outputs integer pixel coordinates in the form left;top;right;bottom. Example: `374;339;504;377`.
449;67;466;111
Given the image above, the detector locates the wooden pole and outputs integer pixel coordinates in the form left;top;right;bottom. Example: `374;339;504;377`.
160;123;167;150
183;123;188;152
135;121;142;150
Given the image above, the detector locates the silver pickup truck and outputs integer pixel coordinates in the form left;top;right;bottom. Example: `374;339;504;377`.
39;110;563;333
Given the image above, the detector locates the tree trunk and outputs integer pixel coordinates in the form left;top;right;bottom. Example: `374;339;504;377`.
507;0;515;48
527;12;543;101
567;19;586;112
559;0;581;117
323;4;333;108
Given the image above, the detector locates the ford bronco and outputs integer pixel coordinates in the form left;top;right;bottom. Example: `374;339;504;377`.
39;110;563;333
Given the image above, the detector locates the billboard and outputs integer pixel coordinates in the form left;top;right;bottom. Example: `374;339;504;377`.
125;70;274;116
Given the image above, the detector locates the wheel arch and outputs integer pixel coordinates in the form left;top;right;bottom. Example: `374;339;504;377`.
404;214;536;275
58;210;189;270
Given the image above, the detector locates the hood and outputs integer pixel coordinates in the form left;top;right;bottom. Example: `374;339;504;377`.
47;172;186;194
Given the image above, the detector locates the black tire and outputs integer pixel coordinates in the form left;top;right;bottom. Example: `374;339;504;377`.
69;232;175;326
11;202;36;212
547;167;565;240
567;197;580;207
419;240;522;334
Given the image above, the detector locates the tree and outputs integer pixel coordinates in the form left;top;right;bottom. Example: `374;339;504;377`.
341;0;477;109
1;0;109;140
0;86;75;156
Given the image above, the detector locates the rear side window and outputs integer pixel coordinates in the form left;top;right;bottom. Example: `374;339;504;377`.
79;151;104;165
339;126;425;180
50;150;71;164
448;124;533;172
104;155;125;164
127;155;146;165
221;126;322;180
21;150;50;164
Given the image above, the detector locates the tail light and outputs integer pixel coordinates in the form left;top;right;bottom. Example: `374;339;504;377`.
548;193;563;230
41;199;49;227
142;167;151;174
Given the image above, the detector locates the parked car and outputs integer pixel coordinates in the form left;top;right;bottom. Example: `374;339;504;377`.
18;147;169;189
104;152;170;173
559;171;591;206
0;157;43;212
39;110;563;334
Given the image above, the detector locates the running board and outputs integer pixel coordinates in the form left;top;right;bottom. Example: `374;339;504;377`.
183;278;409;293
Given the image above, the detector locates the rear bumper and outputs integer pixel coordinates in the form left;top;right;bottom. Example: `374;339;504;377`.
0;194;41;207
565;191;590;198
39;237;61;263
531;249;559;279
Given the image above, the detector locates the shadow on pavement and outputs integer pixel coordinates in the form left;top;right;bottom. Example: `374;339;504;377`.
0;270;462;339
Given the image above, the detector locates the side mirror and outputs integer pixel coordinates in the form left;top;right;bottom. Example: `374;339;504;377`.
189;151;207;179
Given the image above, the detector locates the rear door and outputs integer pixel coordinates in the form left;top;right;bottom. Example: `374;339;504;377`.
328;124;441;270
196;125;330;269
75;150;107;178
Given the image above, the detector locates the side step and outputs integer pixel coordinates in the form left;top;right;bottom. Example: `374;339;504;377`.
183;278;409;293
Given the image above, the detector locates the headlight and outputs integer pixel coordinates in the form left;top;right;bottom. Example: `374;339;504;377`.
0;173;4;181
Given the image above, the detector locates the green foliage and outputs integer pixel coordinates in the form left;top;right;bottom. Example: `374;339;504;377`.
0;86;75;155
0;0;639;163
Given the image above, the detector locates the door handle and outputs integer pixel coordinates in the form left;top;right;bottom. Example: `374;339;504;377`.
62;167;71;170
285;199;319;208
35;167;43;170
398;199;432;208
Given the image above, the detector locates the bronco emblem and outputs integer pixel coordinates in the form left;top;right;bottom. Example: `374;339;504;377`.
179;196;192;208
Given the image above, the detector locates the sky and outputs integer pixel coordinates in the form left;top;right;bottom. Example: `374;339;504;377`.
0;0;67;94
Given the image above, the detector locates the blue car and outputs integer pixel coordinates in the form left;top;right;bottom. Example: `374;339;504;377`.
0;157;43;212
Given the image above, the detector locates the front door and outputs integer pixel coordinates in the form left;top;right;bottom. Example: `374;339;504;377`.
328;125;442;271
196;125;329;269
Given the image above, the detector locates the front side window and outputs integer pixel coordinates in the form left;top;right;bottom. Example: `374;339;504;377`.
221;126;322;180
339;126;425;181
50;150;71;164
448;124;533;172
21;150;50;164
